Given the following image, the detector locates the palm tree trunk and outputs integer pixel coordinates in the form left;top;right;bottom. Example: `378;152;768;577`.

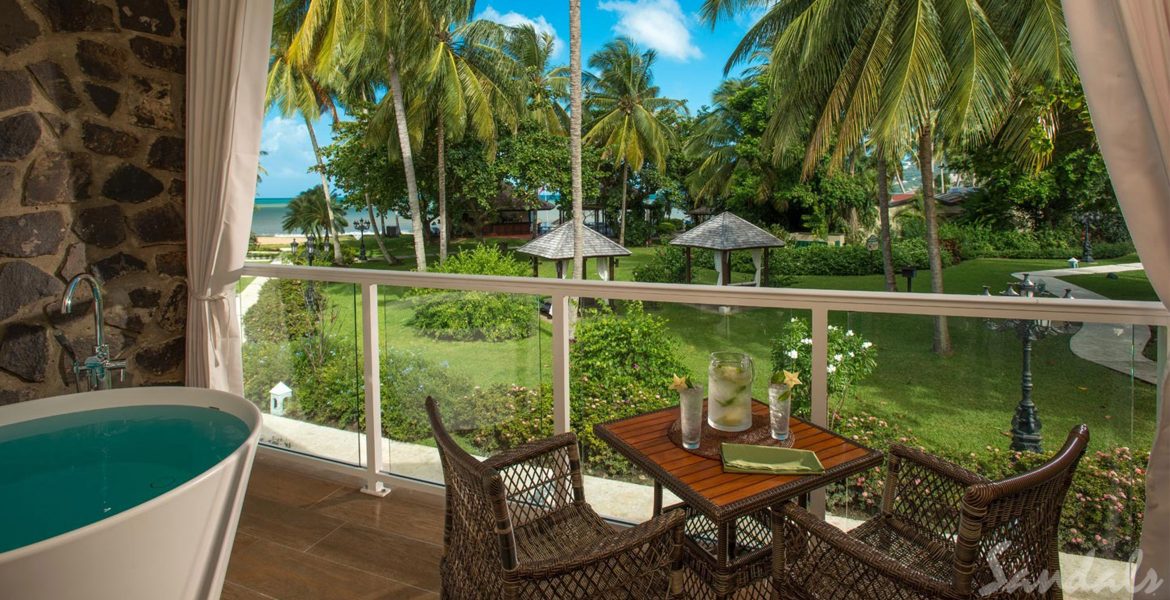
918;123;951;355
570;0;584;280
876;156;897;292
304;115;343;264
437;121;448;264
618;162;629;246
387;50;427;272
366;194;397;265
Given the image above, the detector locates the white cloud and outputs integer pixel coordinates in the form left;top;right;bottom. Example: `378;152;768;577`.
598;0;702;61
477;6;565;57
260;116;317;165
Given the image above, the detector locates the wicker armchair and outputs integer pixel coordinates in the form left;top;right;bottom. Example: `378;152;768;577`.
772;424;1090;600
425;397;687;599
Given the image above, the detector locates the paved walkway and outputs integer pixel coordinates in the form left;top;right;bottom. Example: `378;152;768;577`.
1012;263;1157;384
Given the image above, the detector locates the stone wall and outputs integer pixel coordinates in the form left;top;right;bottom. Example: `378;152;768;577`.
0;0;187;403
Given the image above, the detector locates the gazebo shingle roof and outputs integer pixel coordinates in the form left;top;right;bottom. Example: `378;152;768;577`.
670;212;785;251
515;222;631;260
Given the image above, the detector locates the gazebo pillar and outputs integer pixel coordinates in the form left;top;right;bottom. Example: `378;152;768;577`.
722;251;731;286
610;256;617;281
555;260;565;279
685;247;692;284
532;256;540;278
762;247;771;287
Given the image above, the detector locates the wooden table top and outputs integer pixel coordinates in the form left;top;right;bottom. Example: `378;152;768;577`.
595;400;884;520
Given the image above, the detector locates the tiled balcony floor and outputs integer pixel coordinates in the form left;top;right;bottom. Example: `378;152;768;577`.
224;452;442;600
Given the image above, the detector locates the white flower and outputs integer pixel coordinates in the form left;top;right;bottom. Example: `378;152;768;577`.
848;352;855;358
846;330;855;337
834;354;844;363
800;337;812;345
787;349;798;359
828;325;837;331
827;364;838;374
790;317;799;323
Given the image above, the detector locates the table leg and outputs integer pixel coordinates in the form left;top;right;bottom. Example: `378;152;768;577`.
653;481;663;516
798;493;810;509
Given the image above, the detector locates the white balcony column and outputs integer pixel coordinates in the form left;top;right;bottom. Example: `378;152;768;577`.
360;283;389;496
809;307;830;517
552;294;572;434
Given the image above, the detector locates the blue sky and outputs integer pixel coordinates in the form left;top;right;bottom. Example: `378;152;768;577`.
257;0;761;198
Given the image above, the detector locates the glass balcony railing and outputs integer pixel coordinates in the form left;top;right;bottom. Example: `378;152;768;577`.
235;263;1165;598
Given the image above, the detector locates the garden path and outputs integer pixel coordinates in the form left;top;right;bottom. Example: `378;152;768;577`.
1012;264;1158;384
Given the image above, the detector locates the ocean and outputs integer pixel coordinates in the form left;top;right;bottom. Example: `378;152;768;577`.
250;197;413;236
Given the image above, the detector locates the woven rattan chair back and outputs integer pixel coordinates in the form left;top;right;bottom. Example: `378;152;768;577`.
953;425;1090;598
426;397;517;597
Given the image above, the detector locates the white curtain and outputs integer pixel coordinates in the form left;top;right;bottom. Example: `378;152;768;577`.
1065;1;1170;595
713;250;724;286
751;248;764;285
185;0;275;393
596;258;610;281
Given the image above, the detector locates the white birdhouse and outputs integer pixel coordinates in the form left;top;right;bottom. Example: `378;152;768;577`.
269;381;292;416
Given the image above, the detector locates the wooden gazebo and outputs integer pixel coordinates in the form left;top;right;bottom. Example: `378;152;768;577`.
670;212;785;286
516;223;631;280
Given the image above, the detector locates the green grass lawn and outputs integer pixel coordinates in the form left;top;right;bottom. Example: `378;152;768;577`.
1063;269;1159;302
290;244;1155;455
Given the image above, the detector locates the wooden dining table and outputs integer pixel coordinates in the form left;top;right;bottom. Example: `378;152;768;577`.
594;400;883;600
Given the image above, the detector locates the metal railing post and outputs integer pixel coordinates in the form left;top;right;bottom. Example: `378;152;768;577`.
552;294;571;434
809;307;830;517
360;283;389;496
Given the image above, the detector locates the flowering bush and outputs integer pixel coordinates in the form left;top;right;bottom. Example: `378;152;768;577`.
769;318;877;415
825;411;1148;561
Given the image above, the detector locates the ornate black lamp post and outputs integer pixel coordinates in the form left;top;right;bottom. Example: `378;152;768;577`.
1081;212;1096;264
981;275;1080;452
305;232;316;266
355;218;371;261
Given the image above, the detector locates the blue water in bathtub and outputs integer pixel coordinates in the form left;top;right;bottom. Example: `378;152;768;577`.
0;405;250;553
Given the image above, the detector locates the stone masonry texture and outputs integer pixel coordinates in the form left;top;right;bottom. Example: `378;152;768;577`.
0;0;187;397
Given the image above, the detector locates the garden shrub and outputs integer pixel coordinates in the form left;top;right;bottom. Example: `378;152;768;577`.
633;245;687;284
457;384;554;452
408;245;537;341
623;218;655;246
825;411;1148;561
656;221;678;236
768;242;946;278
241;341;294;412
769;317;877;415
570;302;689;473
290;341;473;441
242;279;324;344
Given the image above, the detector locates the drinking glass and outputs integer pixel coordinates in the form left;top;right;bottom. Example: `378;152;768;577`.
679;388;703;449
768;383;792;441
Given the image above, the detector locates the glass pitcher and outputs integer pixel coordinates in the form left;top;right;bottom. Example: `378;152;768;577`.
707;351;755;432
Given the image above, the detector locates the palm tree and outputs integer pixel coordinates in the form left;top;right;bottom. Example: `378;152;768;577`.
685;77;785;208
506;24;570;135
584;38;678;246
289;0;432;271
569;0;585;279
415;3;518;263
282;185;349;238
267;0;345;264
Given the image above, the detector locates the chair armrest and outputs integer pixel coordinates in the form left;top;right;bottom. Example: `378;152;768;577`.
512;509;686;581
482;432;579;471
881;445;989;540
773;503;958;600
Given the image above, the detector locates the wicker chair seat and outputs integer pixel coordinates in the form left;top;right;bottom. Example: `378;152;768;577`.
513;503;613;564
847;515;955;584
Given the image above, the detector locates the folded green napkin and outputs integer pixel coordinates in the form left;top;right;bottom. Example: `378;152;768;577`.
721;443;825;475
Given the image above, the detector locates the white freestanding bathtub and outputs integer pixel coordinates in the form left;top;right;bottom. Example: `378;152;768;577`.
0;387;262;600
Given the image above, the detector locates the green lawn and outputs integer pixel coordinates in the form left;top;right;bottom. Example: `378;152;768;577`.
1063;269;1159;302
295;245;1155;455
236;276;256;293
